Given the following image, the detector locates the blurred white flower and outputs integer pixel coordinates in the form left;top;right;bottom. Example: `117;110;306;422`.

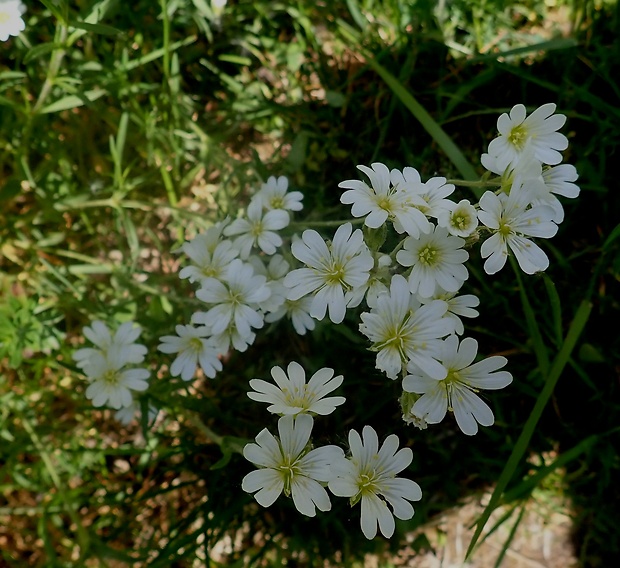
0;0;26;42
195;259;271;338
178;223;239;285
81;351;149;410
157;324;222;380
255;175;303;212
437;199;479;238
403;335;512;435
73;320;147;371
224;198;289;258
242;414;344;517
248;361;345;416
328;425;422;539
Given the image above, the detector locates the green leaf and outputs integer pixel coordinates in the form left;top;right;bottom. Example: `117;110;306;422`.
23;43;60;64
465;299;592;560
363;56;479;182
68;20;122;36
39;89;107;114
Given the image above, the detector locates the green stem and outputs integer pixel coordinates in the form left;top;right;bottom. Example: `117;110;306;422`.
32;23;69;115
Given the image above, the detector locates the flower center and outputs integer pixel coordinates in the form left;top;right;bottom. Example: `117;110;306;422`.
251;221;264;237
270;196;285;209
189;337;203;353
418;246;438;266
325;263;346;286
102;370;121;386
452;213;468;230
508;125;528;150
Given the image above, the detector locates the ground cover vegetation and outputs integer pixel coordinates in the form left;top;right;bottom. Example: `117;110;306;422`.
1;0;619;566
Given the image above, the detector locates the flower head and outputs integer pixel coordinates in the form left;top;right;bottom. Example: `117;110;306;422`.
248;361;345;416
81;351;149;410
255;175;304;212
242;414;344;517
478;187;558;275
403;335;512;435
224;198;289;258
284;223;374;324
359;274;453;380
396;224;469;298
157;324;223;380
328;425;422;539
487;103;568;171
339;162;431;238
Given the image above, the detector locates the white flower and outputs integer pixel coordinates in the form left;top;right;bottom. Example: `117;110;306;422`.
487;103;568;170
392;168;455;220
339;162;430;237
478;187;558;275
82;351;149;410
328;425;422;539
437;199;479;237
195;259;271;337
284;223;374;324
73;320;146;370
403;335;512;435
0;0;26;42
265;296;317;335
248;361;345;416
223;198;290;258
242;414;344;517
178;224;239;284
418;292;480;335
359;275;454;380
157;324;223;380
396;225;469;298
255;175;304;212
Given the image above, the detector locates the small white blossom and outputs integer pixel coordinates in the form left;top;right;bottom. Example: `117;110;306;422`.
284;223;374;324
178;223;239;284
403;335;512;435
437;199;479;237
255;175;304;212
81;351;149;410
328;425;422;539
359;275;454;380
242;414;344;517
224;198;289;258
195;259;271;337
265;296;317;335
73;320;147;371
339;162;431;237
487;103;568;171
0;0;26;42
248;361;345;416
478;187;558;275
396;225;469;298
157;324;223;380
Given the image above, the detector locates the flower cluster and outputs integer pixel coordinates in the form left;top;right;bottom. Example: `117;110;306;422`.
71;103;580;540
243;362;422;539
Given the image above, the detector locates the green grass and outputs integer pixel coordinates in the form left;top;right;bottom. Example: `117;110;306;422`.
1;0;620;566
